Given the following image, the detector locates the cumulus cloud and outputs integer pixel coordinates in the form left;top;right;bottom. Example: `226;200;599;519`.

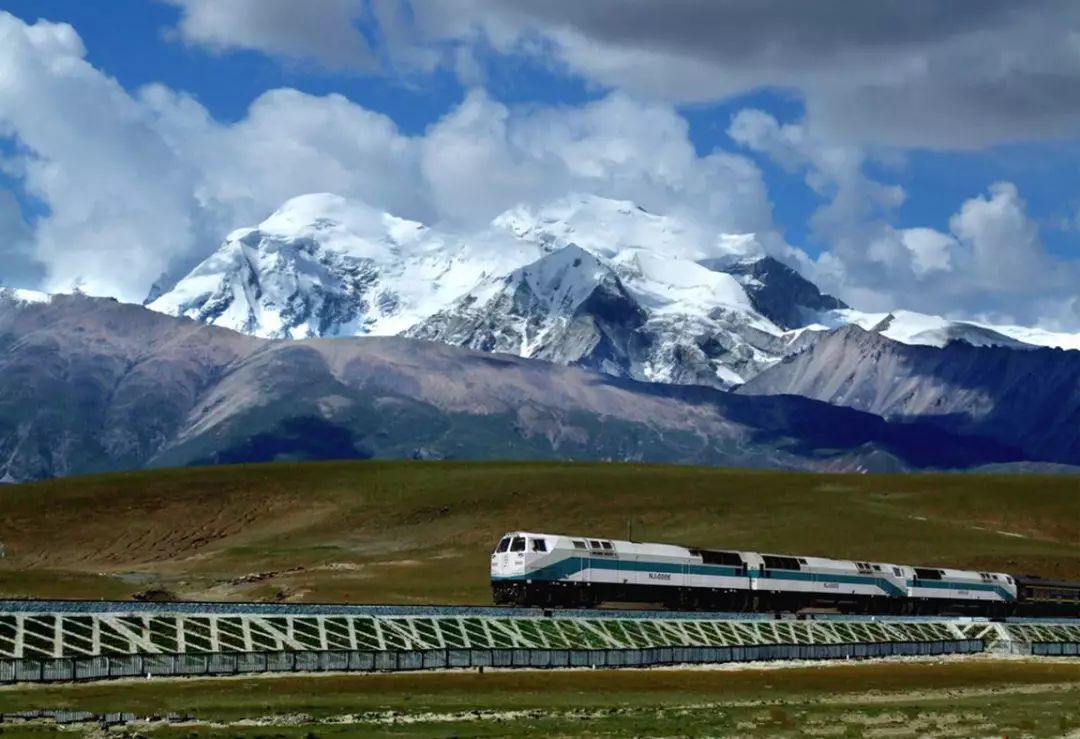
2;9;1077;329
949;183;1043;289
422;91;773;232
158;1;1080;148
164;0;377;71
0;12;201;299
0;12;777;302
0;189;43;288
729;108;1079;323
401;0;1080;149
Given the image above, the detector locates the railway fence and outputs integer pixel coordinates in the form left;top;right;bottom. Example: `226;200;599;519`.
0;639;983;683
0;601;1076;683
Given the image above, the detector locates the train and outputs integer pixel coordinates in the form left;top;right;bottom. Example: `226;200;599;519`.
490;531;1080;618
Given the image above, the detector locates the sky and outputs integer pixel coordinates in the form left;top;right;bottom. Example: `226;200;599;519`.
1;1;1079;329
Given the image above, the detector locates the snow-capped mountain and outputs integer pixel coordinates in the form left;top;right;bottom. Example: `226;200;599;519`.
814;309;1080;351
409;242;792;386
152;193;825;387
149;191;1080;389
148;193;544;339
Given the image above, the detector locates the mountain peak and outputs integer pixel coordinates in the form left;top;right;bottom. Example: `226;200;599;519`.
709;254;848;330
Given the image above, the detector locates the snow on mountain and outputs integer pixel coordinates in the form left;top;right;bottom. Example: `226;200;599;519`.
409;241;790;387
149;191;1080;390
151;192;792;386
0;287;51;306
149;193;542;339
491;193;762;262
408;197;796;387
814;309;1071;350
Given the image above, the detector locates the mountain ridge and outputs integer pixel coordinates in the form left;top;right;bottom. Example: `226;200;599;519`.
0;294;1025;481
738;324;1080;465
145;193;1080;388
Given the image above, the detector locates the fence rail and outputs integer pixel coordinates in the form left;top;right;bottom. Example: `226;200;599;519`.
0;640;984;683
1030;642;1080;657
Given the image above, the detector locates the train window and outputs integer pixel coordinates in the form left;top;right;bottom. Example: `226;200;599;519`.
798;558;807;565
762;555;800;570
893;567;903;577
600;541;613;551
914;568;942;580
701;550;743;566
873;565;881;572
572;540;587;550
589;540;602;549
496;537;510;553
510;536;525;552
531;539;547;552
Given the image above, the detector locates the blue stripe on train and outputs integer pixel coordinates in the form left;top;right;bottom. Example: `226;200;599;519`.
907;579;1014;601
494;557;911;599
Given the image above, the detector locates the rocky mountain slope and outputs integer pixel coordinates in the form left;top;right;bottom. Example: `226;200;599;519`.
148;193;1080;392
738;325;1080;465
147;194;856;387
0;293;1020;481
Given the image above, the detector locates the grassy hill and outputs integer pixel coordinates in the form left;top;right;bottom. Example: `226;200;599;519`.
0;461;1077;603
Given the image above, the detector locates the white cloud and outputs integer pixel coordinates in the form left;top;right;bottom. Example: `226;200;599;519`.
2;10;1077;329
900;228;955;277
157;2;1080;149
0;12;777;302
0;189;43;288
729;108;1080;323
0;12;200;300
422;91;773;232
164;0;377;71
949;182;1048;292
403;1;1080;150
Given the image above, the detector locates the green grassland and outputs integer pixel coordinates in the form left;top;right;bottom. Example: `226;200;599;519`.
0;660;1078;737
0;460;1076;603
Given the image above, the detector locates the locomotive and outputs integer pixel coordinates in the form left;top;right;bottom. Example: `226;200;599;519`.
490;531;1080;618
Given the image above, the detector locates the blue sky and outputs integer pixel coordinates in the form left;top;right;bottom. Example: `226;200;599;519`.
1;1;1078;328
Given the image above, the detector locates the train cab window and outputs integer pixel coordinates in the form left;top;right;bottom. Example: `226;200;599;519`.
510;536;526;552
572;540;587;550
531;539;547;552
600;541;614;551
589;540;602;549
893;567;903;577
496;537;511;553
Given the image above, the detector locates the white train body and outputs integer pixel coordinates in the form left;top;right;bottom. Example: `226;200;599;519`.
491;531;1017;616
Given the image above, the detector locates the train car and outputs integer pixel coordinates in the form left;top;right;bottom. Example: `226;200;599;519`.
745;552;908;614
904;567;1016;616
490;531;751;609
1013;576;1080;617
490;531;1053;617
